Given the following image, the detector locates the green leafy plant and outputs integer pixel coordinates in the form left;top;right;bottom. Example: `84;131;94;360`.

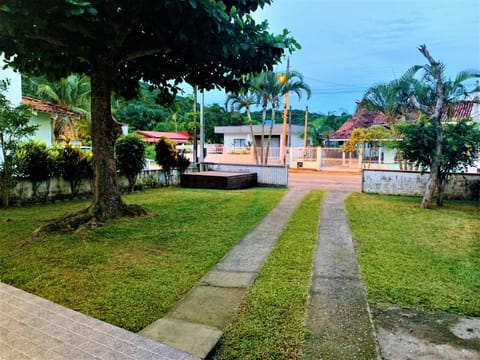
115;134;146;192
0;79;37;207
17;139;54;201
61;145;93;198
397;117;480;206
155;137;177;186
176;150;190;174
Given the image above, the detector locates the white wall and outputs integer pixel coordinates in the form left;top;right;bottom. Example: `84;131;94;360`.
206;163;288;186
467;91;480;124
29;112;54;146
362;169;480;201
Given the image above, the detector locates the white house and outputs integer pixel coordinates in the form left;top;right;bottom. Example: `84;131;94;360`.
20;96;80;146
214;124;307;154
1;54;80;147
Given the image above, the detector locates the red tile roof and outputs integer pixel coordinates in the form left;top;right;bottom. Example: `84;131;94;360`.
21;97;80;117
442;101;474;121
135;130;190;144
332;99;476;140
330;109;391;140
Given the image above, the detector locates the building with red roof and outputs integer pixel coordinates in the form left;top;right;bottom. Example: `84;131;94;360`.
135;130;190;144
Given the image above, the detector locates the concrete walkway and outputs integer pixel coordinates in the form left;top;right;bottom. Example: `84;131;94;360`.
139;187;310;359
301;190;379;359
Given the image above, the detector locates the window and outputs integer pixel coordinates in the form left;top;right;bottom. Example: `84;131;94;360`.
233;138;246;148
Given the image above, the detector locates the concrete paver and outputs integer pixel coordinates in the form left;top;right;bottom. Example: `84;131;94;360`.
302;190;379;360
0;282;199;360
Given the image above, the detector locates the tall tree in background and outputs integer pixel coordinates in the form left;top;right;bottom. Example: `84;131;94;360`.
274;69;311;164
0;0;298;232
360;45;478;205
359;67;421;170
226;92;259;164
409;45;479;208
248;69;310;164
308;112;349;146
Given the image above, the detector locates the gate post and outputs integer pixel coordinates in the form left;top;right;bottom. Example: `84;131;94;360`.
317;147;322;170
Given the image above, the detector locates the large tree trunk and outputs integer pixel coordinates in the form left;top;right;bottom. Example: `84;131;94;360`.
33;59;146;235
89;63;126;219
418;44;445;209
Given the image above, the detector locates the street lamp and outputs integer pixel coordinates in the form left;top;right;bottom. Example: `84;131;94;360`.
279;57;290;166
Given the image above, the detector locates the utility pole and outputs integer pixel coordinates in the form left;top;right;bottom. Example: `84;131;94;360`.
199;89;205;170
192;85;198;167
288;105;292;148
303;106;309;148
280;57;290;166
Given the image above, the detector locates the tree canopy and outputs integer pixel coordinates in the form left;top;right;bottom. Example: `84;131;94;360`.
0;0;299;232
0;1;298;96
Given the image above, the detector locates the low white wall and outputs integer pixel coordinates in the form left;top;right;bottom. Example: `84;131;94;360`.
10;169;179;204
205;163;288;186
362;169;480;201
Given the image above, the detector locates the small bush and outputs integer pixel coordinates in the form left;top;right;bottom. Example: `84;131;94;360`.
115;135;146;192
61;145;93;198
17;139;54;201
155;137;177;185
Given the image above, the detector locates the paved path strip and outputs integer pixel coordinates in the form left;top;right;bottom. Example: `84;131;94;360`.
0;282;198;360
139;188;309;359
302;190;380;360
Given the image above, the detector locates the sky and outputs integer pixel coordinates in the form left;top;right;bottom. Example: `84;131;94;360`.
203;0;480;114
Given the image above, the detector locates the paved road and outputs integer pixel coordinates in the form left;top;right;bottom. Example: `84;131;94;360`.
289;170;362;192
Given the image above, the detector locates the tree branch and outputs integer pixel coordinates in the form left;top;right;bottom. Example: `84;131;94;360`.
409;94;431;115
27;34;69;48
26;35;90;65
122;48;171;63
418;44;445;120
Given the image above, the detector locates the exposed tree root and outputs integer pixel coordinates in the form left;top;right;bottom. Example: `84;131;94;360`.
32;203;149;237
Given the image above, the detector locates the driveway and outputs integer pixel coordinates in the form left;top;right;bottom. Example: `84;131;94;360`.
288;169;362;192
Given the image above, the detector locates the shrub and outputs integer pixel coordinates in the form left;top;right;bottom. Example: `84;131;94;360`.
155;137;177;185
17;139;54;201
177;150;190;174
61;145;93;198
115;134;146;192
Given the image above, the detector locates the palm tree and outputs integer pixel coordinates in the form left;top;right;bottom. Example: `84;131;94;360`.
225;92;259;164
251;71;282;164
360;66;423;169
404;48;479;208
361;45;479;207
252;69;311;164
278;70;311;164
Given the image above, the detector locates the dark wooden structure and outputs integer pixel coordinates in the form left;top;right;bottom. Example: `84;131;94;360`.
180;171;257;190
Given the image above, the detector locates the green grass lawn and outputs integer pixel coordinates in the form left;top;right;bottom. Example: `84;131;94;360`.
0;187;285;332
345;193;480;316
211;190;324;360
